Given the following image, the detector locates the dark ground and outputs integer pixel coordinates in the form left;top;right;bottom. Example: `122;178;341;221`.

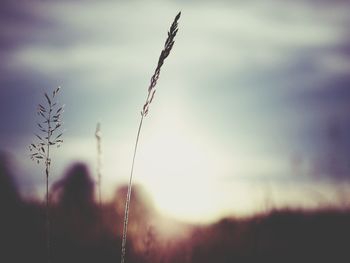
1;153;350;263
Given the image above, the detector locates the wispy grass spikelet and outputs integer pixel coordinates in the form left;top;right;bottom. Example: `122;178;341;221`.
142;11;181;117
120;12;181;263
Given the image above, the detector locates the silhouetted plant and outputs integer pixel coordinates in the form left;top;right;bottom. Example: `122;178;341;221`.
95;122;102;208
143;225;157;263
120;12;181;263
29;86;64;263
95;122;103;234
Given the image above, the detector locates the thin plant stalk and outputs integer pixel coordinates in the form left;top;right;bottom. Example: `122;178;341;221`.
95;122;103;234
95;122;102;209
45;108;51;263
29;87;64;263
120;12;181;263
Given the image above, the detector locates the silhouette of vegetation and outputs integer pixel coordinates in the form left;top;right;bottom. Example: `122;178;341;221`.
1;154;350;263
95;122;103;204
121;11;181;263
51;163;100;263
29;86;64;263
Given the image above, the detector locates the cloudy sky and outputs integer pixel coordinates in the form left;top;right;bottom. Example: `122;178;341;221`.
1;0;350;222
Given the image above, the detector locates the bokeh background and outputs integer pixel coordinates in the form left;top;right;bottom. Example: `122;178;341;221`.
1;0;350;224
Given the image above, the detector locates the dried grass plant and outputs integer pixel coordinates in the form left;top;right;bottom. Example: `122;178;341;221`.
95;122;102;208
120;12;181;263
29;87;64;263
95;122;103;234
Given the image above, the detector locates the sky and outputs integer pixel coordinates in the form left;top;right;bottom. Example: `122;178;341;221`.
1;0;350;223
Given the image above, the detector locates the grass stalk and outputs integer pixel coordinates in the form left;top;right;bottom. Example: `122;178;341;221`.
120;12;181;263
95;122;102;209
95;122;103;233
29;87;64;263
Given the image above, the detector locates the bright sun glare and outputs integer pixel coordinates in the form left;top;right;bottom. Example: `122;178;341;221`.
131;108;234;222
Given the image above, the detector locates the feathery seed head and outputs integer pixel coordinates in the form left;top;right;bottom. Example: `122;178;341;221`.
142;12;181;117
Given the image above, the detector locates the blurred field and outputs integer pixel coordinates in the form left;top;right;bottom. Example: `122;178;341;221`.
1;153;350;263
